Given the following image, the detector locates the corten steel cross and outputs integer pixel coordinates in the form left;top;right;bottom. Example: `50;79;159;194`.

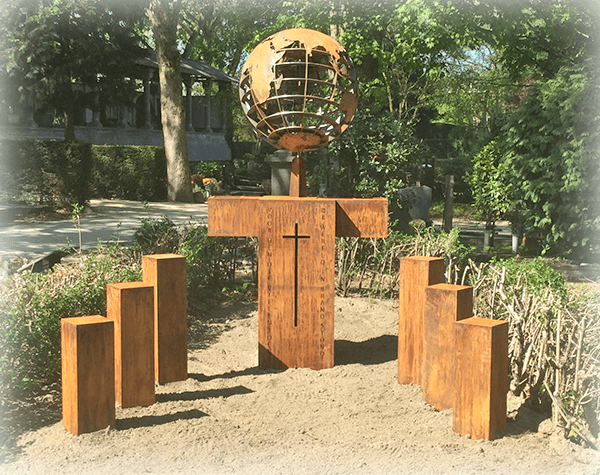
208;160;388;370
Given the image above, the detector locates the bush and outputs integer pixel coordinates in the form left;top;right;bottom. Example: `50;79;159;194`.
133;216;181;255
90;145;167;201
491;257;568;302
0;246;141;400
0;140;92;208
0;140;168;207
469;139;512;230
503;65;600;261
132;216;258;301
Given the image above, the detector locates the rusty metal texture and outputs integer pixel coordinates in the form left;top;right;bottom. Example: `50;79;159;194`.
422;283;472;411
398;257;445;386
289;154;307;197
208;195;388;370
453;317;509;440
239;28;358;152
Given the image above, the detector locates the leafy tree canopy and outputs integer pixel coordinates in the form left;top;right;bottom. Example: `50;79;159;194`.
1;0;147;138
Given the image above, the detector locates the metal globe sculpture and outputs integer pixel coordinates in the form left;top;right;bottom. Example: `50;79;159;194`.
239;28;358;153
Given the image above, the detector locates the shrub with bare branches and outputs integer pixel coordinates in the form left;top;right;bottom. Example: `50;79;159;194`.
336;222;467;297
455;258;599;449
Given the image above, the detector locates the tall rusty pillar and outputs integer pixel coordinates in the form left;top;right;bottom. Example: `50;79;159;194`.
398;256;445;385
422;283;472;410
143;254;188;384
107;282;155;408
453;317;509;440
61;316;115;435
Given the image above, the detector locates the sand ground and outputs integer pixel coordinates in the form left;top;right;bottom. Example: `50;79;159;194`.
1;297;598;475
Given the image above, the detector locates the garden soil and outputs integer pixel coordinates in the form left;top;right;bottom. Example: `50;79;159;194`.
1;297;599;475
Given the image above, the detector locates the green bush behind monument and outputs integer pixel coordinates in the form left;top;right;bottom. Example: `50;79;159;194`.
0;140;168;207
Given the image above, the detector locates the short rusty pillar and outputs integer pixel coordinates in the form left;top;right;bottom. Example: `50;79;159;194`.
61;316;115;435
398;256;445;385
142;254;188;384
453;317;509;440
422;283;472;410
107;282;155;408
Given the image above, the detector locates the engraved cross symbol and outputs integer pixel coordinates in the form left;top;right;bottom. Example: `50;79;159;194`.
282;222;310;327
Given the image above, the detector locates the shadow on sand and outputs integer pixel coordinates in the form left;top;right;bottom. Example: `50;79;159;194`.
156;385;254;403
116;409;208;430
335;334;398;366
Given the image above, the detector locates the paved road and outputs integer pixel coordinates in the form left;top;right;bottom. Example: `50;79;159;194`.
0;199;208;262
0;200;507;263
2;200;597;282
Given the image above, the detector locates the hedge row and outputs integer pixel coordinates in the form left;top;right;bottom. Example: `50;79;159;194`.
91;145;167;202
0;140;168;208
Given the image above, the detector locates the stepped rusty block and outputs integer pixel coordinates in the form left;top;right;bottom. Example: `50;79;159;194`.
422;283;472;410
107;282;155;408
398;256;445;385
453;317;509;440
142;254;188;384
209;195;387;370
61;316;115;435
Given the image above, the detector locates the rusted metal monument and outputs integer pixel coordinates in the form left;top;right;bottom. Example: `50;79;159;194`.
61;28;507;441
209;28;388;370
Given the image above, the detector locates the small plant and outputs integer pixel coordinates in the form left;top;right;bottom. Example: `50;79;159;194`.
133;216;180;255
70;202;84;252
469;139;513;237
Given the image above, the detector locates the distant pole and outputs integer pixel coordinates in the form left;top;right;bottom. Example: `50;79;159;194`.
443;175;454;232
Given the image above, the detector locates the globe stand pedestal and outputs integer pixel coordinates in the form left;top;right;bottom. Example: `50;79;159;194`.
290;155;307;198
265;151;295;195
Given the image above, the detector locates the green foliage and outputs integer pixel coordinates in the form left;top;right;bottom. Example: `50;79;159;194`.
1;0;145;137
133;216;181;255
340;0;480;124
0;140;170;206
503;65;600;260
177;0;281;78
91;146;168;201
132;216;258;294
469;139;513;229
0;246;141;400
470;0;595;81
193;161;221;177
312;109;427;198
180;226;258;293
0;140;92;208
491;257;568;303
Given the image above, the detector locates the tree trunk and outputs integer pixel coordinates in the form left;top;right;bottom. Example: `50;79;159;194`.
63;83;76;141
147;0;193;202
